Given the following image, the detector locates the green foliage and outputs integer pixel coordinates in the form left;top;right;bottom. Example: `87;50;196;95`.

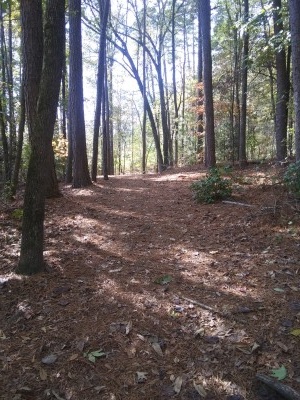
283;162;300;199
154;275;172;285
11;208;23;220
270;365;287;381
2;183;13;200
191;168;232;204
53;135;67;179
84;349;106;363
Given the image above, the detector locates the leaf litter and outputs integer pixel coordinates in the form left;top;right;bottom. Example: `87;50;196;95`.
1;165;300;399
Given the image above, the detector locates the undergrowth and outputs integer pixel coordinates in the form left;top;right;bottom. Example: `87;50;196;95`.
191;168;232;204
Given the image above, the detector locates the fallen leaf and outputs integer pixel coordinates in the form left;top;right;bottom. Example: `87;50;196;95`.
76;339;87;352
276;341;289;352
126;321;132;335
39;368;47;381
152;342;163;356
194;328;205;338
0;330;6;339
58;299;70;306
52;390;66;400
69;354;78;361
174;376;183;394
41;354;57;365
236;346;251;355
290;329;300;337
85;350;106;363
281;319;293;328
193;381;207;397
271;365;287;381
237;306;252;313
108;268;122;273
136;371;147;383
290;301;300;311
289;286;299;292
251;342;260;353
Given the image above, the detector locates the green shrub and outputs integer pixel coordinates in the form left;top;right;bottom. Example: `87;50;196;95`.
284;161;300;198
191;168;232;204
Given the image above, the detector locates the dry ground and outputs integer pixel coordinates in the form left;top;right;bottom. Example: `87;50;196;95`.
1;164;300;400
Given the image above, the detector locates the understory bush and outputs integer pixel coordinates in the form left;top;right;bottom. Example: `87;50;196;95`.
191;168;232;204
284;161;300;199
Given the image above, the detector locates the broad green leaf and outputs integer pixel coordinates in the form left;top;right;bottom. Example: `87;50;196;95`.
290;329;300;337
271;365;287;381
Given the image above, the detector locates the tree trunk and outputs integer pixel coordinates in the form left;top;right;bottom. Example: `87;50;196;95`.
172;0;180;166
7;2;17;175
45;148;61;198
11;82;26;196
91;0;110;182
289;0;300;160
199;0;216;168
102;78;109;180
239;0;249;167
273;0;289;161
196;0;204;160
17;0;65;275
69;0;91;188
142;0;147;173
0;6;10;183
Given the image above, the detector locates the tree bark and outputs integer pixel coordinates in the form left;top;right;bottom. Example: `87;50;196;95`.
69;0;91;188
196;0;204;160
199;0;216;168
289;0;300;160
11;81;26;196
239;0;249;167
91;0;110;182
273;0;289;161
17;0;65;275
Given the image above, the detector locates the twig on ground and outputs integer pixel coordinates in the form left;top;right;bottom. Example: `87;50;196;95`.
256;374;300;400
222;200;254;207
178;294;229;318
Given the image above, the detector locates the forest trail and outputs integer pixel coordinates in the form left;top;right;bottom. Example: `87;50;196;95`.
1;165;300;400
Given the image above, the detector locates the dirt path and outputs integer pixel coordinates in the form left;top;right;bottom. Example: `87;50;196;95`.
1;166;300;400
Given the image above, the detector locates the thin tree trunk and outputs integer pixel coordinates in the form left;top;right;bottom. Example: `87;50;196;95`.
273;0;289;161
239;0;249;167
7;1;17;175
111;33;164;171
11;82;26;196
0;6;10;183
91;0;110;181
142;0;147;174
196;0;204;160
69;0;91;188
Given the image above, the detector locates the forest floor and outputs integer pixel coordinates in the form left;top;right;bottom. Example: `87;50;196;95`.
1;164;300;400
